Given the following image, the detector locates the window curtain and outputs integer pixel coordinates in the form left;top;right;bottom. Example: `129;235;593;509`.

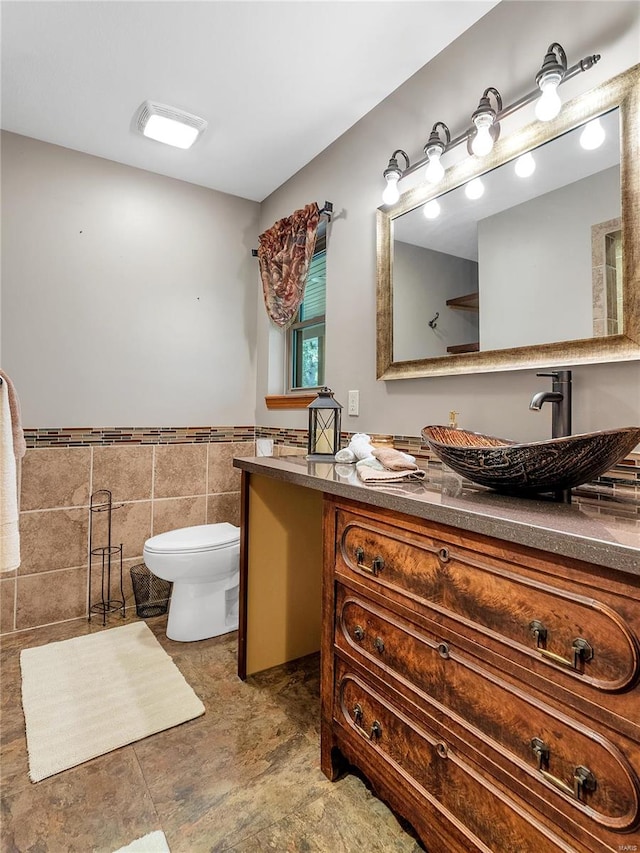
257;202;320;329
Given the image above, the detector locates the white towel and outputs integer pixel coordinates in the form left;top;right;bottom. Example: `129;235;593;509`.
0;374;22;572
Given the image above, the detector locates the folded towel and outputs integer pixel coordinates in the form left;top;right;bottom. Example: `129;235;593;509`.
335;447;356;463
0;372;22;572
356;457;385;471
349;433;375;460
372;447;419;471
357;466;426;484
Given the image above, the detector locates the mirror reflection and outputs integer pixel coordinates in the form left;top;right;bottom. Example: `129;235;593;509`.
392;109;621;362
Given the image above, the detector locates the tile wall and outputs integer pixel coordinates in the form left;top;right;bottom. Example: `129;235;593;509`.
0;431;255;636
3;424;638;637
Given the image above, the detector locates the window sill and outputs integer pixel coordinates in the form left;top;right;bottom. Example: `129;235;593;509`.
265;394;317;410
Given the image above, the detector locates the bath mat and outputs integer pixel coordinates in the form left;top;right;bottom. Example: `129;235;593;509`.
113;830;170;852
20;621;204;782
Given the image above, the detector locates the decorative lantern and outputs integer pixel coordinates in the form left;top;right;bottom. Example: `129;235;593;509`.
307;387;342;461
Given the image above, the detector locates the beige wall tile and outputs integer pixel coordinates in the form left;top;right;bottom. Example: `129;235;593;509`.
154;444;207;499
16;567;87;630
152;496;207;536
90;501;152;561
0;578;16;634
19;508;88;575
208;441;254;494
207;493;241;528
92;445;153;503
275;444;306;457
20;447;91;511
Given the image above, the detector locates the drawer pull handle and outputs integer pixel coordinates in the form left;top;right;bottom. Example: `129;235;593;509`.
354;547;385;576
531;738;597;801
436;741;449;759
437;642;450;659
353;625;365;642
374;637;385;654
529;622;594;670
352;703;382;741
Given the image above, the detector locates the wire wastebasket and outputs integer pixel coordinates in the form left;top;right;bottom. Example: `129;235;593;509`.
130;563;172;618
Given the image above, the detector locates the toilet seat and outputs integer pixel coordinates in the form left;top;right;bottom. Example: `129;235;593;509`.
144;523;239;555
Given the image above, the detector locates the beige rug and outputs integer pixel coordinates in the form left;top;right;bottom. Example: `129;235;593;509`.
20;621;205;782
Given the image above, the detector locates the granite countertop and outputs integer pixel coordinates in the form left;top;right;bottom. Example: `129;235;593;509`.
233;455;640;577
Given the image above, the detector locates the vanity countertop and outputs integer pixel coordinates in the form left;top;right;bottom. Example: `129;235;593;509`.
234;455;640;577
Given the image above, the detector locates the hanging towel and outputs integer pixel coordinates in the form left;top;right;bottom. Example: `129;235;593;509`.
0;370;26;572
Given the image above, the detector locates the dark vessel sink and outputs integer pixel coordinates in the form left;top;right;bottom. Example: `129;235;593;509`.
421;425;640;495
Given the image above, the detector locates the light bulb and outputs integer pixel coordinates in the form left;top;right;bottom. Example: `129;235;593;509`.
425;147;445;184
423;200;441;219
535;73;562;121
515;152;536;178
382;176;400;205
580;118;605;150
471;114;495;157
465;178;484;200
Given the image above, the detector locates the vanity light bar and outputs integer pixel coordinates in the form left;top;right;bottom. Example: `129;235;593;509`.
383;44;601;190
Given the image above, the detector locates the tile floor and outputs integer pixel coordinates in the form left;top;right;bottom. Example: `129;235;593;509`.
1;614;424;852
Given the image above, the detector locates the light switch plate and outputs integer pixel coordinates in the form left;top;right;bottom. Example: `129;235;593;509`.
348;390;359;416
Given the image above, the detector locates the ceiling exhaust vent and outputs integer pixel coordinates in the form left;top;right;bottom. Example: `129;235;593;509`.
135;101;207;149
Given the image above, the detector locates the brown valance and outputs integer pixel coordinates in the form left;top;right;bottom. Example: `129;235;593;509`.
257;202;320;329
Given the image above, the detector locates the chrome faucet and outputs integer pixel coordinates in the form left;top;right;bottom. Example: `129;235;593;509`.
529;370;572;439
529;369;572;502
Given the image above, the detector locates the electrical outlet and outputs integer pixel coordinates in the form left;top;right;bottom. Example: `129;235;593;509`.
348;390;359;416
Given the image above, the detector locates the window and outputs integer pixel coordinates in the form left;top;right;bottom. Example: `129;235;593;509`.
288;229;326;391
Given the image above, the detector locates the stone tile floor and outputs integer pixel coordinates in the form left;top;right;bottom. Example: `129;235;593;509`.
0;614;424;852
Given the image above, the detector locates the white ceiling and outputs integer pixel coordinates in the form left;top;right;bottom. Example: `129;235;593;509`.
0;0;498;202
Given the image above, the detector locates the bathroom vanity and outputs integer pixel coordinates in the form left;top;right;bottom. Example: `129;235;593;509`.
234;455;640;853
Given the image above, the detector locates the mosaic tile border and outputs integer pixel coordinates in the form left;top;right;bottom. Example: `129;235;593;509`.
24;426;256;448
23;425;639;497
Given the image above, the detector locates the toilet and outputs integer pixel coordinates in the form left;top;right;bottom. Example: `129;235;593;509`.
143;523;240;642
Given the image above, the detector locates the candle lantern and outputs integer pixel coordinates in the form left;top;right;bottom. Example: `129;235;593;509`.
307;387;342;461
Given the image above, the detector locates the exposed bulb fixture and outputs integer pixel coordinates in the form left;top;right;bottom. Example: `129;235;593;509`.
534;43;567;121
465;178;485;200
135;101;207;149
378;41;600;208
424;122;450;185
470;88;502;157
423;199;441;219
382;149;409;204
580;117;605;150
515;152;536;178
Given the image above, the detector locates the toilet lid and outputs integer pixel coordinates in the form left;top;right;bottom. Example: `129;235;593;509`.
144;523;240;555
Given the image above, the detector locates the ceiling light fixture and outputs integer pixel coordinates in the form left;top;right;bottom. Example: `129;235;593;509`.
136;101;208;149
470;88;502;157
579;117;606;150
380;41;600;203
534;43;567;121
424;122;451;184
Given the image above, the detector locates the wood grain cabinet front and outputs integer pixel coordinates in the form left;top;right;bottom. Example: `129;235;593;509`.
321;496;640;853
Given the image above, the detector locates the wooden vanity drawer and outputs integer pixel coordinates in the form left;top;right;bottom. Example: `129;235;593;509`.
335;586;640;840
335;506;640;712
333;661;580;853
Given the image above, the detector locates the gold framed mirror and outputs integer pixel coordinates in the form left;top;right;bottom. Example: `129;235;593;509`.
376;64;640;380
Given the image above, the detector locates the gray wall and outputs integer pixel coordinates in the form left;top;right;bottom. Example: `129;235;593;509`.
393;242;478;361
1;132;259;427
255;0;640;442
479;166;621;350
